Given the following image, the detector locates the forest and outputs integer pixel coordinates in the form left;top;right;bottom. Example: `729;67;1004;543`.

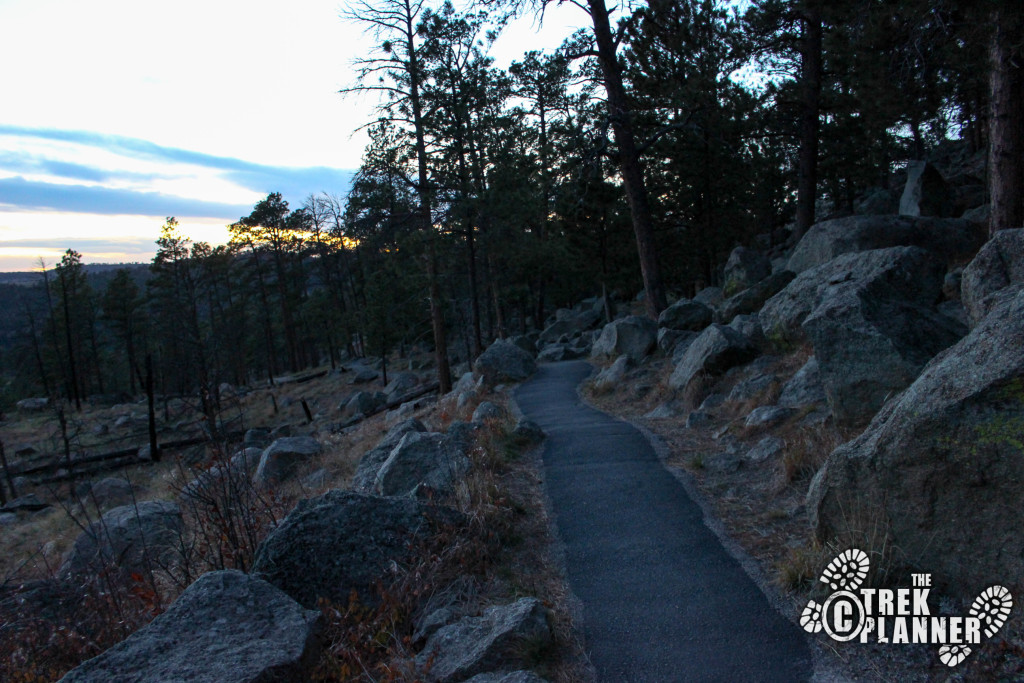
0;0;1018;412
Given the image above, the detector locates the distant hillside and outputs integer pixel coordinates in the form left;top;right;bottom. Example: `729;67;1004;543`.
0;263;149;287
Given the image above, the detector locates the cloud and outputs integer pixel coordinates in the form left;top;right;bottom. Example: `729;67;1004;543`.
0;176;253;219
0;125;355;206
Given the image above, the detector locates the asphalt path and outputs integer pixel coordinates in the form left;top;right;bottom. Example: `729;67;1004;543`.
514;360;812;682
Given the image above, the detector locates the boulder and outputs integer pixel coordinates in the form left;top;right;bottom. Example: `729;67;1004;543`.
717;270;796;323
254;437;322;486
854;187;898;215
417;598;552;683
899;160;954;218
657;328;696;356
252;490;462;608
77;477;136;513
724;247;772;295
760;246;949;349
746;436;784;463
726;314;767;348
744;405;794;429
801;258;966;425
669;324;758;397
592;356;632;393
693;286;724;308
809;288;1024;597
536;344;583;363
657;299;712;332
591;316;657;362
511;419;545;444
375;431;471;497
472;401;506;423
348;364;379;384
726;375;777;404
508;335;537;355
351;419;428;493
15;397;49;413
474;341;537;387
960;228;1024;326
60;500;183;580
342;391;386;419
244;428;271;448
57;570;320;683
384;372;420;401
777;357;826;409
786;215;985;274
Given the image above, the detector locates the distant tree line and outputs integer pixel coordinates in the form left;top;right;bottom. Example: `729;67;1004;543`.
0;0;1019;408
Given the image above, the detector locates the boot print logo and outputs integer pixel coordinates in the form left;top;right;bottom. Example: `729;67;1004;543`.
799;548;1013;667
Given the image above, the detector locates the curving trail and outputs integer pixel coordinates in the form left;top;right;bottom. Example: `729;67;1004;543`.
514;360;812;682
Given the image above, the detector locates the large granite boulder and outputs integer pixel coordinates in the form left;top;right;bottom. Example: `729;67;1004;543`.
351;419;428;493
960;228;1024;326
716;270;796;323
591;316;657;362
592;356;632;393
809;287;1024;597
474;341;537;386
790;249;967;425
760;246;948;349
417;598;552;682
668;324;758;397
60;500;183;581
254;437;322;486
384;372;420;401
657;299;713;332
341;390;387;419
252;490;462;608
374;431;471;498
723;247;772;296
899;160;954;218
786;215;985;274
57;570;320;683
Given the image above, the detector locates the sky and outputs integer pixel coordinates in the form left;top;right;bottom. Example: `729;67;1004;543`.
0;0;587;271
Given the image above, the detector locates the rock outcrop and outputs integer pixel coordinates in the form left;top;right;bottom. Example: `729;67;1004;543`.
960;227;1024;326
591;316;657;362
58;570;320;683
657;299;713;332
60;500;183;581
809;287;1024;596
252;490;462;608
668;324;758;397
351;419;429;493
417;597;552;682
374;431;471;497
254;437;323;486
474;341;537;386
785;215;985;274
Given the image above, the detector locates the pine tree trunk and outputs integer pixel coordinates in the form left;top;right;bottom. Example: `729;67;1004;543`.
588;0;667;318
795;0;822;241
988;8;1024;235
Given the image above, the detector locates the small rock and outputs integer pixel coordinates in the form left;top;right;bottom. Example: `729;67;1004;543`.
685;412;712;429
254;437;322;486
417;598;552;683
746;436;784;463
512;419;545;444
744;406;795;429
472;401;506;423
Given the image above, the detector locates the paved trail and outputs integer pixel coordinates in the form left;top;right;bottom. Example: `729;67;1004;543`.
515;361;812;682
